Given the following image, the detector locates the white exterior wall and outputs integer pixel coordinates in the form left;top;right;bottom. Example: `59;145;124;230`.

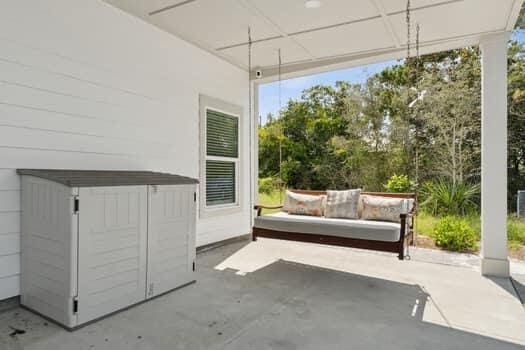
0;0;250;300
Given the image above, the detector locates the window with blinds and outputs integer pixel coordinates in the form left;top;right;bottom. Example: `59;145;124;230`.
205;109;239;207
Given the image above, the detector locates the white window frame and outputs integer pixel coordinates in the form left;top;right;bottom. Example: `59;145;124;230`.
199;95;243;218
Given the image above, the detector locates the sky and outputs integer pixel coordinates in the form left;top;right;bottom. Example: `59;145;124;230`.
258;30;525;125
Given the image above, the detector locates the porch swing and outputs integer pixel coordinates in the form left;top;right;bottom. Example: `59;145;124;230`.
252;1;420;260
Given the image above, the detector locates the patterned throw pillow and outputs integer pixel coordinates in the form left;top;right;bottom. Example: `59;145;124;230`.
361;195;406;223
324;189;361;219
283;191;323;217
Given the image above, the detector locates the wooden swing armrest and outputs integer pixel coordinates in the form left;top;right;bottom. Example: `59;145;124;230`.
254;205;283;216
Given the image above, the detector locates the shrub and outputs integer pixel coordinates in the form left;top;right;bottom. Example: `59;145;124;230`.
420;178;480;216
383;174;414;193
432;216;478;252
258;176;279;195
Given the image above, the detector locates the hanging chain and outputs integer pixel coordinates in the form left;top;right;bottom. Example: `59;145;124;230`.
406;0;411;73
415;23;420;191
248;27;254;213
278;49;282;115
416;23;420;84
278;49;284;204
405;0;412;179
248;27;252;124
405;0;416;254
414;23;421;249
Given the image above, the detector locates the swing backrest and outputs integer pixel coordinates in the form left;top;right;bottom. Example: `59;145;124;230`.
288;189;416;200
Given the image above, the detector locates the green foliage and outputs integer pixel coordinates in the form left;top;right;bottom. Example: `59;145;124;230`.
258;189;282;215
258;80;407;191
432;216;478;252
508;216;525;249
507;40;525;212
258;119;284;180
420;179;480;216
258;42;525;215
383;174;413;193
418;213;481;237
417;213;525;252
258;176;278;195
414;212;440;236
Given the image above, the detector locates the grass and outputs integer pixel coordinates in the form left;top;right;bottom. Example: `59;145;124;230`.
414;212;440;237
258;190;284;214
508;215;525;250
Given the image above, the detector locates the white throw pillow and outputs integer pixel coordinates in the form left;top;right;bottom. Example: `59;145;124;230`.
324;189;361;219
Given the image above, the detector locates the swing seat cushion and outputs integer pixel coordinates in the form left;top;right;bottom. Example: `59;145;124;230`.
254;212;401;242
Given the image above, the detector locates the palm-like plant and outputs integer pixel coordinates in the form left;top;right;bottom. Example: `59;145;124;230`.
420;178;480;216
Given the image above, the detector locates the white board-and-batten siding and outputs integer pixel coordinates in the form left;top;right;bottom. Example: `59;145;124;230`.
0;0;251;300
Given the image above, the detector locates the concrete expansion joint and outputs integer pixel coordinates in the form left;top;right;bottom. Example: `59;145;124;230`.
420;285;452;328
217;293;301;349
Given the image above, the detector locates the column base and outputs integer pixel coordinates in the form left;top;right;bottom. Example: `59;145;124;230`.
481;257;510;277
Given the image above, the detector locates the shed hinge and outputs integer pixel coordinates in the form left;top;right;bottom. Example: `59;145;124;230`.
194;192;197;202
73;197;79;214
73;298;78;314
192;261;196;271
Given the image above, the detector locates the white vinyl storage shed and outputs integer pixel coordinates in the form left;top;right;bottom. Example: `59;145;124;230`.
17;169;198;329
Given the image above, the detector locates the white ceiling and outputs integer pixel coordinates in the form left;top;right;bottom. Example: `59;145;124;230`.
104;0;523;77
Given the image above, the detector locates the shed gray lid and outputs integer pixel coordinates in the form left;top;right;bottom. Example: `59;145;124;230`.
17;169;198;187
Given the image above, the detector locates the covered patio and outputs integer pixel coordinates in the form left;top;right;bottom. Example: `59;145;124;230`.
105;0;524;277
0;0;524;349
1;239;524;349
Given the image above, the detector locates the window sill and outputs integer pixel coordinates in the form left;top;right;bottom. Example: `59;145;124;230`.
199;204;243;219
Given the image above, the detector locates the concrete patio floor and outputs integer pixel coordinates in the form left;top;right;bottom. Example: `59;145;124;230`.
1;238;524;350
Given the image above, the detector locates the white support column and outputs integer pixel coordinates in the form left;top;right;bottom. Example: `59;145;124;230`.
480;32;510;277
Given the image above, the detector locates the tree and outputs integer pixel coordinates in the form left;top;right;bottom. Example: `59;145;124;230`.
416;48;481;185
515;3;525;30
508;41;525;211
257;40;525;213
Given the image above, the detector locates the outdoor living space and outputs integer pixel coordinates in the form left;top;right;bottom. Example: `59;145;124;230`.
1;1;525;350
1;238;524;349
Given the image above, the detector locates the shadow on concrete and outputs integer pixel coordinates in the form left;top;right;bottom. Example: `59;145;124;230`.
215;257;524;349
510;277;525;305
486;276;522;301
487;275;525;305
1;240;523;350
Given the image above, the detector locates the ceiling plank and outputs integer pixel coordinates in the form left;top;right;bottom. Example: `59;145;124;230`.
149;0;196;16
369;0;401;48
235;0;317;60
254;28;508;82
386;0;465;15
506;0;524;30
220;0;465;53
216;35;283;51
104;0;517;73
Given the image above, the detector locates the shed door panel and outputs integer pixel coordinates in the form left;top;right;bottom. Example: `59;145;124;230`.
77;186;148;325
147;185;195;298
